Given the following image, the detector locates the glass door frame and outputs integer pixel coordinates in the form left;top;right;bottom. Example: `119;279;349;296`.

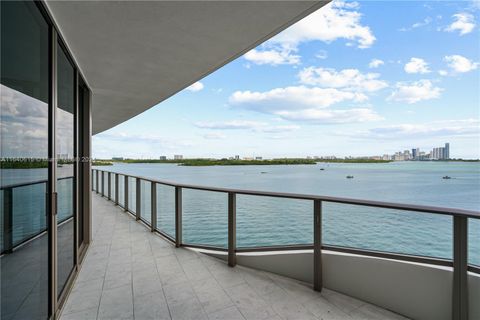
35;1;92;318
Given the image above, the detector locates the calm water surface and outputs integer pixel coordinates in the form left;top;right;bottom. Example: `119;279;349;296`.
93;161;480;265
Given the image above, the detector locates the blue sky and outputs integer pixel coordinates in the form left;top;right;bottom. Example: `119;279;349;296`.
93;1;480;159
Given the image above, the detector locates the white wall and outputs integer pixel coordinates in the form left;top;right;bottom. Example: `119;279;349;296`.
205;250;480;320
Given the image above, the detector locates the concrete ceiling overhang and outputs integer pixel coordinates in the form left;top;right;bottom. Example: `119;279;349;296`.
45;1;328;134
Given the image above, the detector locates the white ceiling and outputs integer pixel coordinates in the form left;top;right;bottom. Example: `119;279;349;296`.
45;1;327;134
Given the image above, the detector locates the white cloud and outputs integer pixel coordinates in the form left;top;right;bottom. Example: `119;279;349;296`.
298;67;388;92
404;58;430;74
202;132;227;140
445;13;476;35
186;81;204;92
399;17;432;31
269;1;375;49
444;55;479;73
345;119;480;139
388;80;442;104
195;120;300;133
438;70;448;76
244;47;300;66
368;59;384;68
194;120;265;130
260;125;300;133
230;86;367;112
228;85;381;125
275;108;383;124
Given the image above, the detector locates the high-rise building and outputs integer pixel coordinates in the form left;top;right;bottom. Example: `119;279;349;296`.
159;156;167;160
174;155;183;160
412;148;419;160
444;143;450;159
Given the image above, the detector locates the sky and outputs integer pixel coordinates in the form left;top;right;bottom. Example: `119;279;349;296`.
93;1;480;160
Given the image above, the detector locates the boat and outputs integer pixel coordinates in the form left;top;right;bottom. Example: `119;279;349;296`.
319;168;325;171
346;175;354;179
442;176;451;179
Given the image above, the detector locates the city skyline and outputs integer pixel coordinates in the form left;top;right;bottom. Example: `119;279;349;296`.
102;142;466;161
92;1;480;159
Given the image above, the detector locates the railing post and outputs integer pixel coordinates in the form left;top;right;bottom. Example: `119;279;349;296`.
151;182;157;232
3;188;13;254
95;170;99;194
107;172;111;200
136;178;141;220
124;175;129;212
453;216;468;320
115;174;119;205
228;192;236;267
175;186;182;247
313;199;322;292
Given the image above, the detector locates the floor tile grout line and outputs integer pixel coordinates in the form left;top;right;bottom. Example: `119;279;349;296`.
95;200;116;320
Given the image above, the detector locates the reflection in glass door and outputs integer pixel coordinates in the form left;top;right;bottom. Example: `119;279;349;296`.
1;1;50;319
56;42;76;298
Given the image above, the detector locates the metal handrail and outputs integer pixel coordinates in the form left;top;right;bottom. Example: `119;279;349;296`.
94;170;480;219
92;168;477;320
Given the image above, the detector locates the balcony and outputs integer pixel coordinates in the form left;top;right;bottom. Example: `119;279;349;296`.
53;169;480;319
59;192;409;320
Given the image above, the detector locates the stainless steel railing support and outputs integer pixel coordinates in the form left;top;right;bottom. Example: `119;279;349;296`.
313;199;322;291
453;216;468;320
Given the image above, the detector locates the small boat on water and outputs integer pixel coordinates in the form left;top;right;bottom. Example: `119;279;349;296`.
319;168;325;171
346;175;354;179
442;176;451;179
261;171;268;174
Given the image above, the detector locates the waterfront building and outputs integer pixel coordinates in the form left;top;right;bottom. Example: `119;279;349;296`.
235;155;240;160
174;155;183;160
159;156;167;160
445;143;450;159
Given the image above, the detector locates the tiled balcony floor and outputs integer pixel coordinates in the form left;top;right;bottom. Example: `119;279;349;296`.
60;193;408;320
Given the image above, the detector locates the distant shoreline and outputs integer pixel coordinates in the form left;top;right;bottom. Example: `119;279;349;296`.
1;158;478;169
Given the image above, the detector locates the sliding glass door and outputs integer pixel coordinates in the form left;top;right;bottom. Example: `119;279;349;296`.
56;42;76;299
1;1;91;319
1;1;50;319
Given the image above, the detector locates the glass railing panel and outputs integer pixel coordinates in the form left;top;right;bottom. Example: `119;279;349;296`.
140;180;151;224
110;173;116;201
237;195;312;248
117;174;125;207
103;172;109;197
156;184;175;239
98;171;103;194
128;177;136;213
469;219;480;266
92;170;97;191
12;182;47;246
183;189;227;248
57;177;74;223
323;202;453;260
